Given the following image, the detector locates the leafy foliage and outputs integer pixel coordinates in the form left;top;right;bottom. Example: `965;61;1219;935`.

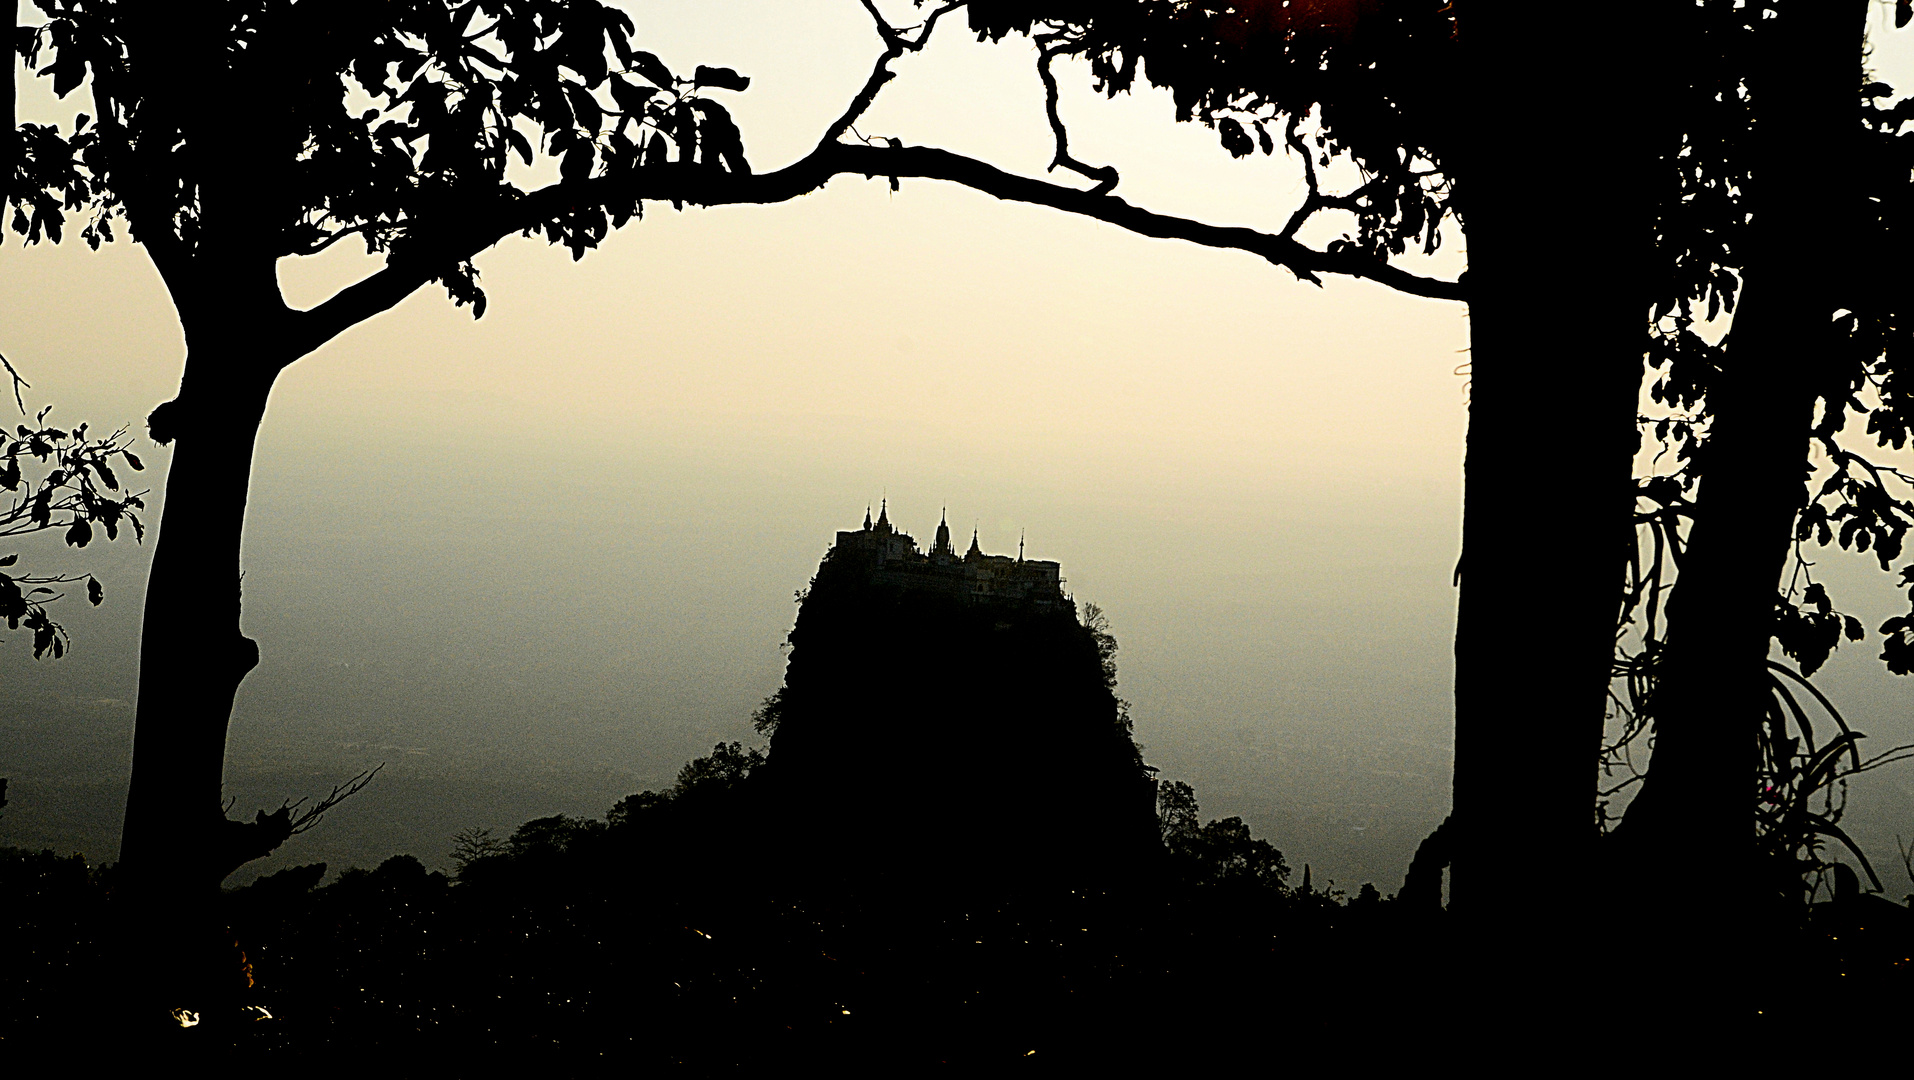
1156;779;1290;893
1754;664;1914;912
8;0;757;310
667;740;764;797
0;371;146;658
969;0;1462;265
1607;450;1914;910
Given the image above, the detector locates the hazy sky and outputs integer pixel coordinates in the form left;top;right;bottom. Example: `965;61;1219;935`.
4;2;1914;891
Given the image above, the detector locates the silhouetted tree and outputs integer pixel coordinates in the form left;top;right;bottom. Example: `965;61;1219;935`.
1614;1;1871;865
448;826;506;875
1156;779;1290;893
964;3;1665;1007
967;5;1914;1011
7;3;806;949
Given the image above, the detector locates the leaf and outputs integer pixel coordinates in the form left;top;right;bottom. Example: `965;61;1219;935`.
1217;117;1254;159
65;517;91;547
693;65;750;92
630;50;675;89
608;76;656;115
1844;615;1864;642
690;99;749;174
565;82;603;133
561;141;596;184
564;33;609;87
51;57;83;98
0;554;14;566
507;127;534;167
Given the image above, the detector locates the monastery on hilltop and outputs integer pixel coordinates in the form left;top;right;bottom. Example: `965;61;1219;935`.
832;501;1068;610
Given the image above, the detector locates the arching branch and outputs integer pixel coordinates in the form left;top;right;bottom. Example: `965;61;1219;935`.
299;138;1465;354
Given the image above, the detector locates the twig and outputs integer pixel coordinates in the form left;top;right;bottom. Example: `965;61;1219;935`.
287;763;385;835
0;353;27;415
1034;35;1118;195
823;1;965;148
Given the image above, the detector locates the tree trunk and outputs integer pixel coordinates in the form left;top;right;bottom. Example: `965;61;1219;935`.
4;0;16;197
1445;2;1659;1007
1615;0;1866;1014
115;287;297;1019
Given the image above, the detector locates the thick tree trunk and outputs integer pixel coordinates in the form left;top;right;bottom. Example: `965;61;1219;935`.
1616;0;1866;1013
1445;2;1658;1011
116;290;296;1018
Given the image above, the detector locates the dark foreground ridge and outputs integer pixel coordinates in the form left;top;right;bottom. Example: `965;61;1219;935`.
5;769;1428;1069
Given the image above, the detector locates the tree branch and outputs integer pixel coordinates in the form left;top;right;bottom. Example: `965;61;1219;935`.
1034;35;1118;195
299;138;1465;354
823;1;964;147
0;352;28;414
822;144;1467;301
286;763;384;836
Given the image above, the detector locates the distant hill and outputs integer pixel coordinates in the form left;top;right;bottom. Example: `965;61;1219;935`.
758;506;1160;890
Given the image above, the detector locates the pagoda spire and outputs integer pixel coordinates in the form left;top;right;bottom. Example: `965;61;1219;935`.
863;504;873;530
966;526;982;560
933;507;953;557
875;498;890;532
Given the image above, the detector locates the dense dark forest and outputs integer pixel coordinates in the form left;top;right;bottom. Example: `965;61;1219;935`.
6;742;1913;1066
2;767;1408;1068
